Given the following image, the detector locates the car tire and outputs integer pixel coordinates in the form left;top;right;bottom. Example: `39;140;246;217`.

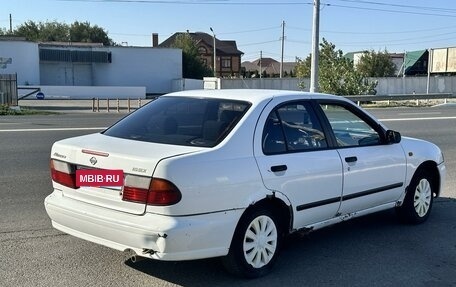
396;169;434;224
222;206;282;278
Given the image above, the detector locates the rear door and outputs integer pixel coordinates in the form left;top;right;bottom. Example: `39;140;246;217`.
254;99;343;229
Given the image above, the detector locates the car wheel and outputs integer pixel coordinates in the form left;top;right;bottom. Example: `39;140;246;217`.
222;207;282;278
397;169;434;224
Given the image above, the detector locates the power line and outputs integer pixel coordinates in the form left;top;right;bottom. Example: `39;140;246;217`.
242;49;297;60
58;0;314;5
337;36;456;47
336;31;456;46
334;0;456;14
288;24;456;35
218;26;280;35
286;26;311;32
261;51;280;56
286;39;311;45
326;3;456;18
237;39;281;47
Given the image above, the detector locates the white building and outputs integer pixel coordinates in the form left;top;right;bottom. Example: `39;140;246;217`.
0;39;40;85
0;38;182;97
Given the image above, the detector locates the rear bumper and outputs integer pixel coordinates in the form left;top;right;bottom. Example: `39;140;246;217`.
44;190;243;261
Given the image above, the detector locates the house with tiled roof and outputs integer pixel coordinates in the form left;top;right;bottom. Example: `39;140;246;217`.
159;32;243;77
241;57;297;77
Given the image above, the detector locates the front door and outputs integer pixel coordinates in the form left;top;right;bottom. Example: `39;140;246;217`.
317;102;407;215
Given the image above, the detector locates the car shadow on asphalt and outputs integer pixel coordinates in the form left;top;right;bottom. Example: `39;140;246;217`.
125;197;456;287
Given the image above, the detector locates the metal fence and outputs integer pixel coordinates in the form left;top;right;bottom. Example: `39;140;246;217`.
91;98;154;112
0;74;18;106
346;93;455;106
217;76;456;96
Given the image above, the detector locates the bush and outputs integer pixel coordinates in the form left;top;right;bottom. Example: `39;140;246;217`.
0;105;20;115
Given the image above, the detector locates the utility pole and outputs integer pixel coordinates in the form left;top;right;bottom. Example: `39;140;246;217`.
210;27;217;77
310;0;320;92
280;20;285;78
260;50;263;79
426;48;432;94
9;14;12;33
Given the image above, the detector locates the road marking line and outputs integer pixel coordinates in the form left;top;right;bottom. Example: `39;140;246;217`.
397;112;442;116
379;116;456;122
0;127;106;132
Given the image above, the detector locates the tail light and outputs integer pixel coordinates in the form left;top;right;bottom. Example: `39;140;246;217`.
50;159;77;189
122;175;181;206
147;178;182;206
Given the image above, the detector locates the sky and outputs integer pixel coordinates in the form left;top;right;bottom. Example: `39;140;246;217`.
2;0;456;62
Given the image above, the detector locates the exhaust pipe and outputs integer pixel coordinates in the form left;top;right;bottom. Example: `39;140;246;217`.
124;248;155;263
130;255;146;263
124;249;146;263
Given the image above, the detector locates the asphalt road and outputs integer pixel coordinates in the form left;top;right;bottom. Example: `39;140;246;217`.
0;106;455;287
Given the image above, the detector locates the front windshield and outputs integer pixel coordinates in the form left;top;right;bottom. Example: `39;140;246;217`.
103;96;250;147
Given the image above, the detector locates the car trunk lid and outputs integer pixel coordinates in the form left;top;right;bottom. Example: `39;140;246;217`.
51;133;203;215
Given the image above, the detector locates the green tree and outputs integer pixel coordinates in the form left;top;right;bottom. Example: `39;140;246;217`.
0;27;13;36
295;38;376;95
70;21;114;45
171;33;212;79
14;20;43;41
356;50;396;77
10;20;114;45
37;21;69;42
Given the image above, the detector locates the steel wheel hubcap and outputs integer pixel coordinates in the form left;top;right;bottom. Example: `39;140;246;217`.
243;215;278;268
414;178;432;217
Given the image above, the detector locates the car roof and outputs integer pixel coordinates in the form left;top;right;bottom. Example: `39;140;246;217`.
165;89;347;105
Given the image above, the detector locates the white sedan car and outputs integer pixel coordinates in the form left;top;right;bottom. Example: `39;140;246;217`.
45;89;445;278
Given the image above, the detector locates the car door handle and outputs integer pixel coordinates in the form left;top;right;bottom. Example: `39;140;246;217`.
271;165;288;172
345;156;358;163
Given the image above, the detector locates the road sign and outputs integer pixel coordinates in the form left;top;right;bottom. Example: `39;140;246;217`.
36;92;45;100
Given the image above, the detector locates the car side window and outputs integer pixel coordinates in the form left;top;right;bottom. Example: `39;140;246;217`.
263;102;327;154
319;104;381;147
262;111;287;154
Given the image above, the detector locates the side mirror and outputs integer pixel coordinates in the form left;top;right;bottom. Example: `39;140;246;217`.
385;130;401;144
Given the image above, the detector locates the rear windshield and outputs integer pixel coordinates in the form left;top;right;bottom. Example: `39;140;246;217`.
103;96;251;147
